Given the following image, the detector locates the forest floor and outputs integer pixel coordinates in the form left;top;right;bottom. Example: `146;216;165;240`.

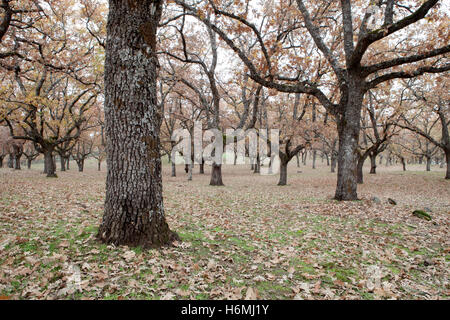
0;161;449;300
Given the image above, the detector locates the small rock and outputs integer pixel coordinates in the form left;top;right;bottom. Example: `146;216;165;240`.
423;259;433;267
371;196;381;204
387;198;397;205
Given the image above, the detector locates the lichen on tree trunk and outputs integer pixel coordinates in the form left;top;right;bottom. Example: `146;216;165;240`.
97;0;178;248
334;83;363;201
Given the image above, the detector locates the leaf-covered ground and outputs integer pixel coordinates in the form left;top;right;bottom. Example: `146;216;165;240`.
0;161;449;300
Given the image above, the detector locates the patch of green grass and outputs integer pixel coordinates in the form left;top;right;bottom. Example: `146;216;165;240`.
228;236;255;251
291;259;316;275
178;228;206;243
256;281;291;299
18;239;40;252
195;293;209;300
330;267;358;283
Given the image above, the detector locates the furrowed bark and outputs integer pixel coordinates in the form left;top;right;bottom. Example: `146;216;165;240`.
334;82;363;200
97;0;178;248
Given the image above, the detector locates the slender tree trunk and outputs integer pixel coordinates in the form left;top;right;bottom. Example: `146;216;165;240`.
44;150;57;177
445;149;450;179
356;154;367;184
185;164;189;173
27;158;32;169
325;153;330;166
369;153;376;174
331;153;337;173
187;162;193;181
426;156;431;171
7;153;13;168
14;154;21;170
401;156;406;171
171;161;176;177
379;155;383;165
97;0;178;248
210;162;224;186
0;156;4;168
302;151;307;165
334;84;363;201
296;153;300;167
66;157;70;170
60;156;66;171
199;159;204;174
278;160;288;186
312;150;316;169
77;159;84;172
253;154;260;173
98;160;102;171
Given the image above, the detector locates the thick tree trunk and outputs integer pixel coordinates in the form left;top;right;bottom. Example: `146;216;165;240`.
184;164;189;173
278;160;288;186
44;150;57;177
210;162;224;186
369;153;376;174
97;0;178;248
426;156;431;171
334;84;363;201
